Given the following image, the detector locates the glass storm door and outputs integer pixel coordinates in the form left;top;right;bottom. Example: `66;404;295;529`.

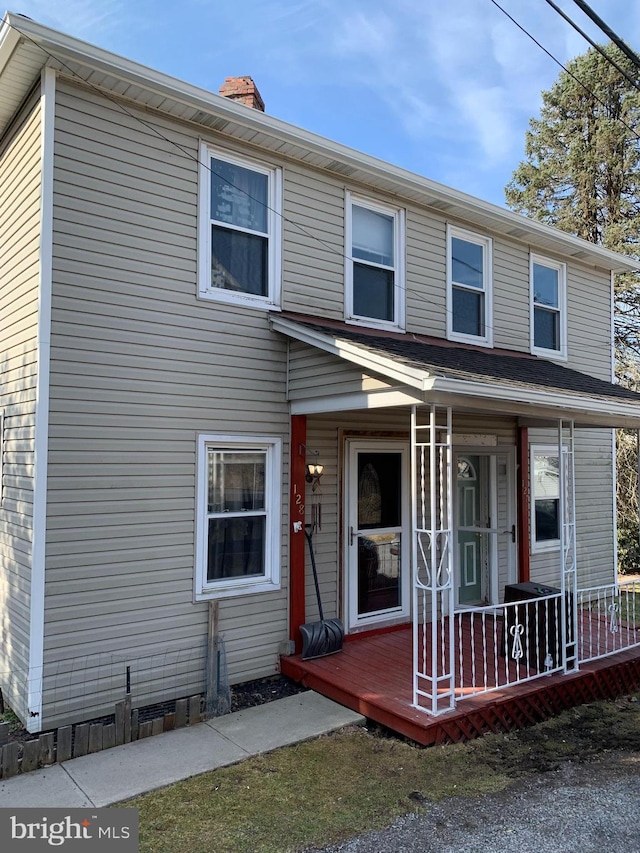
455;454;497;606
346;441;410;630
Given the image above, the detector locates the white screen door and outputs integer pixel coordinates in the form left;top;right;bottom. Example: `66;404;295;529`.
346;440;410;630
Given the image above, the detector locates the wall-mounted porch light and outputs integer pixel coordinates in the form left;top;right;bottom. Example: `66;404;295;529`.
306;461;324;489
300;444;324;492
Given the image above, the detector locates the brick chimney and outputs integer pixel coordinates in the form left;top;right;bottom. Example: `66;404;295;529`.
218;76;265;112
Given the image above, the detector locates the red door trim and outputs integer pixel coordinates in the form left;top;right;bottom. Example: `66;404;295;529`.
517;426;531;583
289;415;307;652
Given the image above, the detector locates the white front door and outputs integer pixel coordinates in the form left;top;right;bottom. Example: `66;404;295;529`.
345;440;410;630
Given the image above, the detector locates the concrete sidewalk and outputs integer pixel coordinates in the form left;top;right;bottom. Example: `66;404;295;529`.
0;692;364;808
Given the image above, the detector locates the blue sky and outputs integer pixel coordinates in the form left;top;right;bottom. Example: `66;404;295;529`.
11;1;640;206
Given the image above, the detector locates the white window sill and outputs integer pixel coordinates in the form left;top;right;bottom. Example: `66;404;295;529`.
345;317;405;333
531;345;567;362
531;540;561;555
448;330;493;348
195;579;281;601
198;288;281;311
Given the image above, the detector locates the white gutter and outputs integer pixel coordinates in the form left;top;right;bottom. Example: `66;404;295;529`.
3;12;638;275
273;317;640;426
430;376;640;424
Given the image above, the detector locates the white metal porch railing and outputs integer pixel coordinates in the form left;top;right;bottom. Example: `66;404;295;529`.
577;578;640;662
454;593;564;700
453;580;639;700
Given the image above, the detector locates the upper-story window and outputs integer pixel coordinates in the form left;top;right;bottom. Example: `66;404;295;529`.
345;193;405;329
530;255;566;359
198;142;282;308
446;225;493;347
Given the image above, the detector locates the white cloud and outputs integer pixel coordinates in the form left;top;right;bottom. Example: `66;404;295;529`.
332;9;396;56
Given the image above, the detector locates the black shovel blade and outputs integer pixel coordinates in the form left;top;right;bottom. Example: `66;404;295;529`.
300;618;344;660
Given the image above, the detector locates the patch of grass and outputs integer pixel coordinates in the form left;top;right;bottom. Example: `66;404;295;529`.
620;590;640;626
124;692;640;853
0;706;24;734
127;728;507;853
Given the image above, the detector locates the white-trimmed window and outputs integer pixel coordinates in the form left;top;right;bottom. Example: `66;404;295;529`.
447;225;493;346
531;445;560;552
195;434;282;599
345;193;405;329
530;255;566;358
198;142;282;308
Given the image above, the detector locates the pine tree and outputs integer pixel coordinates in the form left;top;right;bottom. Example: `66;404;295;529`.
505;43;640;355
506;43;640;572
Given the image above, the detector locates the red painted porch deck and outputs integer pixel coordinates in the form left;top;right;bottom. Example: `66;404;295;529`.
280;619;640;745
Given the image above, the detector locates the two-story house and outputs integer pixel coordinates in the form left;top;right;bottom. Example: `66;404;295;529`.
2;13;640;740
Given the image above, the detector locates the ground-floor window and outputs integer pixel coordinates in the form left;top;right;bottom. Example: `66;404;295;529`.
195;434;282;599
530;445;560;551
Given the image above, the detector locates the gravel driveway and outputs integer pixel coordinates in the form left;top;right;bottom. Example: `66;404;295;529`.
307;751;639;853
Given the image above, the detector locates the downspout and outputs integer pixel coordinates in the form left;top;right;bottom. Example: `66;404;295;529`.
28;66;56;731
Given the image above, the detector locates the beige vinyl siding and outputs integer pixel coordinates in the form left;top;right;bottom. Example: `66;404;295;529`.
574;428;615;588
287;340;395;402
42;79;291;727
528;427;615;590
566;265;612;380
281;165;344;318
405;209;446;337
0;91;41;722
492;239;529;353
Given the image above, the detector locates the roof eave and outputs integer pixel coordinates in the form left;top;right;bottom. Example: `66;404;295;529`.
430;376;640;427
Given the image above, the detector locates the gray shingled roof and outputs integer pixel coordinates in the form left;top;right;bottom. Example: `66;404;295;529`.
292;318;640;406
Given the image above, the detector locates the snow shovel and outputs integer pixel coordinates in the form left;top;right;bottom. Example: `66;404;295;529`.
300;525;344;660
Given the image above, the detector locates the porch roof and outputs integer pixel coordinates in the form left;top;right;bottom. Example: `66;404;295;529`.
272;314;640;428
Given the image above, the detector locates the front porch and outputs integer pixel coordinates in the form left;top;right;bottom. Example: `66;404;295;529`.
276;316;640;742
281;600;640;745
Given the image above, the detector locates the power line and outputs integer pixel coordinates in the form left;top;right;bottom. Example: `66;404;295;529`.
543;0;640;91
488;0;640;143
570;0;640;71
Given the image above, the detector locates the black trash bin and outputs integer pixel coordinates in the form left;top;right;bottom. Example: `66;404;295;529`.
503;582;563;670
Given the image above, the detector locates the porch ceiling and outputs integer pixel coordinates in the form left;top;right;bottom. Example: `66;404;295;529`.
272;314;640;428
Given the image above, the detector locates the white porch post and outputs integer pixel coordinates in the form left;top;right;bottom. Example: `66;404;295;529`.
559;419;578;673
637;429;640;557
412;404;455;714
